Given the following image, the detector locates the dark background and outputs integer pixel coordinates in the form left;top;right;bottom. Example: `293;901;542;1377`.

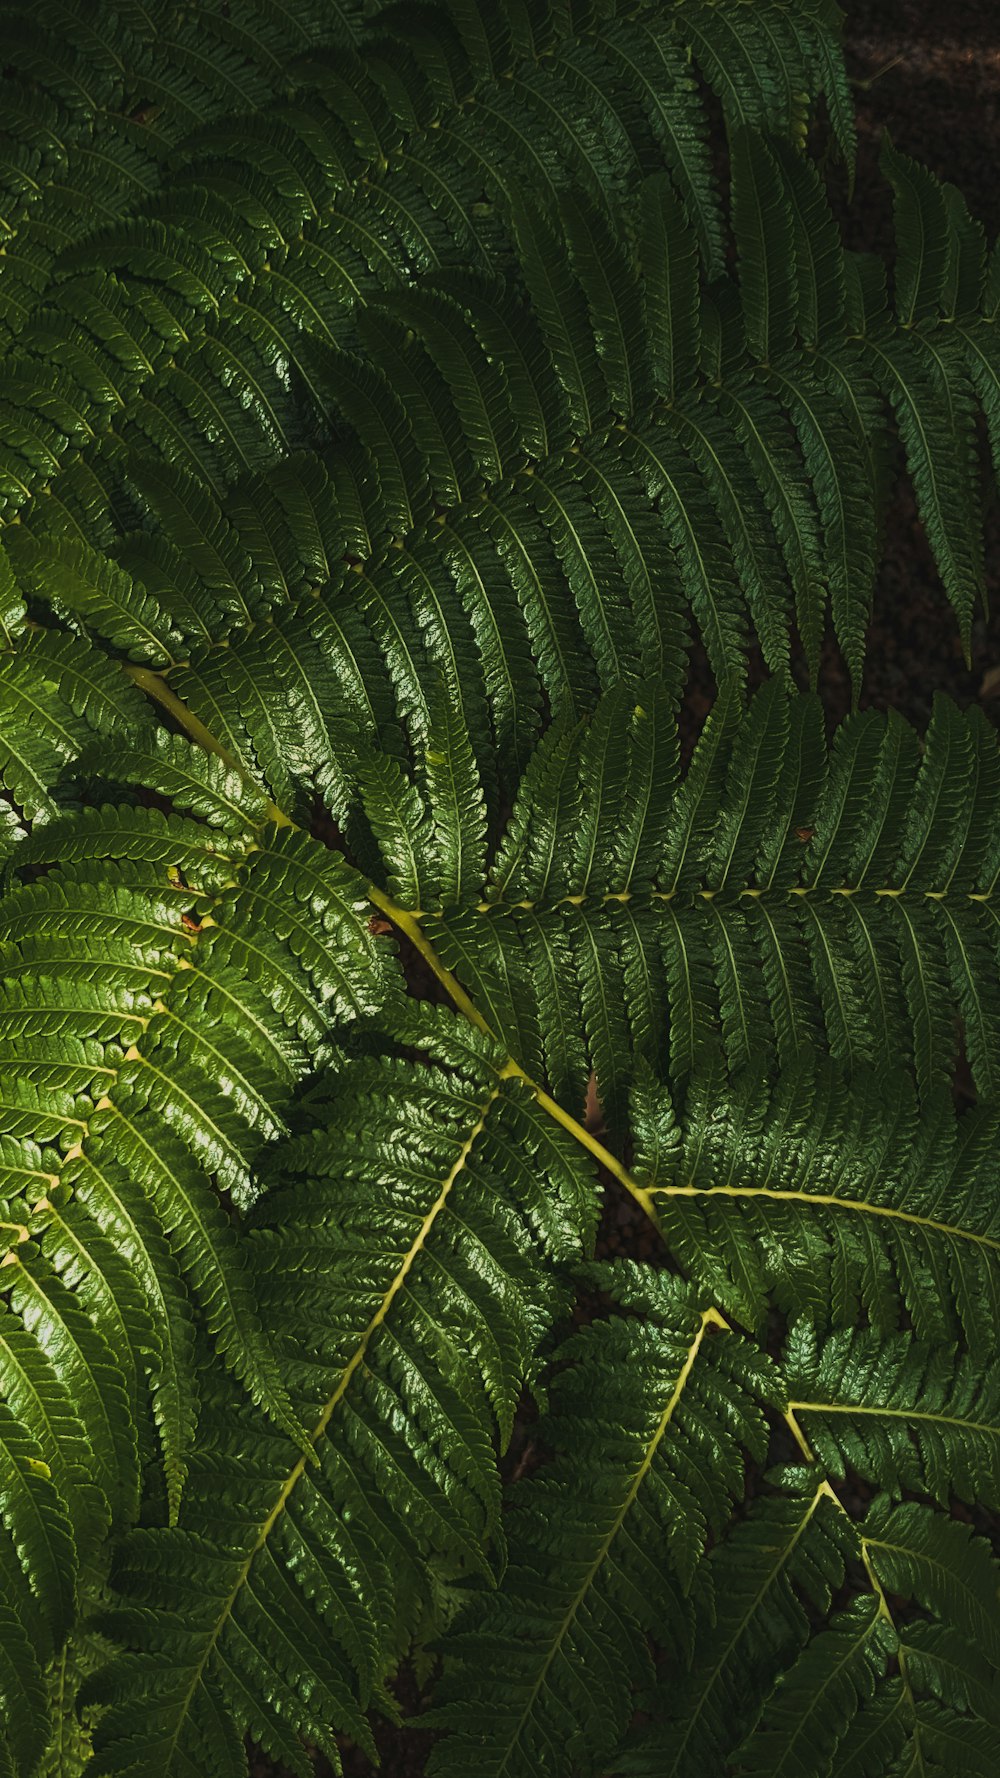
832;0;1000;725
254;2;1000;1771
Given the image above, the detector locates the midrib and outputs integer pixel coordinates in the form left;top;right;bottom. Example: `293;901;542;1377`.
159;1076;506;1767
663;1481;834;1773
494;1307;726;1778
658;1183;1000;1253
788;1398;999;1436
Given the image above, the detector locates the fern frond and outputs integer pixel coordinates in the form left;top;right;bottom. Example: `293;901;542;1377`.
6;114;997;753
0;629;150;834
612;1485;1000;1778
0;0;365;338
0;745;411;1532
645;1055;1000;1342
3;10;1000;1777
862;325;986;654
84;1011;599;1775
614;1474;857;1778
783;1322;1000;1508
427;1265;772;1778
738;1502;1000;1778
882;135;952;328
0;4;895;709
410;680;1000;1117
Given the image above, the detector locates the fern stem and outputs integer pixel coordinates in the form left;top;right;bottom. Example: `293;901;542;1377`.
122;666;293;827
120;677;672;1229
367;885;494;1035
651;1181;1000;1252
782;1406;817;1463
511;1067;660;1221
369;889;664;1220
859;1541;898;1627
787;1398;999;1435
157;1077;505;1765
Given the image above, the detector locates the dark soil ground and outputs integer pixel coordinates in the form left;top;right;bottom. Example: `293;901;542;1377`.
254;4;1000;1772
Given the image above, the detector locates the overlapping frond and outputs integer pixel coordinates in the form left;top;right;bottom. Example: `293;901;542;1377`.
382;677;1000;1119
642;1052;1000;1342
783;1322;1000;1508
84;1010;599;1776
0;602;152;846
0;0;374;340
431;1224;1000;1774
2;6;999;1777
0;0;844;506
1;761;406;1501
0;1;986;738
3;634;999;1775
427;1265;774;1778
618;1490;1000;1778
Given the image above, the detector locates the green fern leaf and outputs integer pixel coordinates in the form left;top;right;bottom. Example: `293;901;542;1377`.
4;11;1000;1776
84;1014;599;1774
427;1266;771;1778
617;1475;856;1778
784;1322;1000;1509
646;1056;1000;1340
881;136;952;327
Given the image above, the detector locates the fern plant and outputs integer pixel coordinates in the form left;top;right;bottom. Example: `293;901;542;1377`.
1;2;999;1775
